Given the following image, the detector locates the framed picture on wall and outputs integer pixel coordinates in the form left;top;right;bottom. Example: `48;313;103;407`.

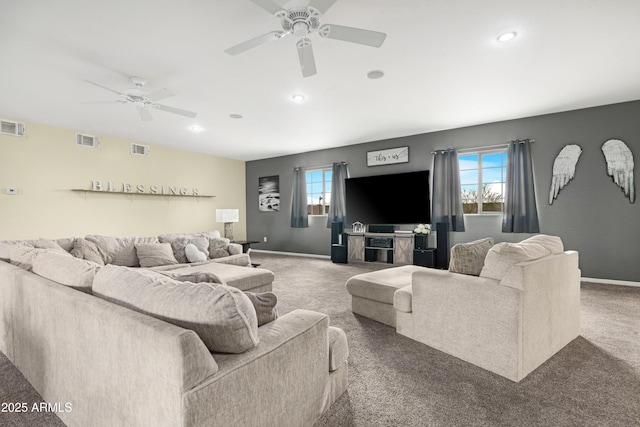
367;146;409;167
258;175;280;212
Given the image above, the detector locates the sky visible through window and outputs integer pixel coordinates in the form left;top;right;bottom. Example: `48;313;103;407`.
306;168;332;214
459;151;507;213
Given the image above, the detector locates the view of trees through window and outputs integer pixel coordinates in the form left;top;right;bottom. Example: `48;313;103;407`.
459;151;507;213
306;168;332;215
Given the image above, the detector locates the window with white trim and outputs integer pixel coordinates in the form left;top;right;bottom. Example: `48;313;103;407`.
306;167;332;215
459;149;507;214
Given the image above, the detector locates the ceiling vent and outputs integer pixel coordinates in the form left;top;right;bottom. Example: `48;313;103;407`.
130;143;150;156
0;119;26;137
76;133;100;148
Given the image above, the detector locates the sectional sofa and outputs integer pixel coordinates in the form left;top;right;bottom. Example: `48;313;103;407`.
0;231;349;426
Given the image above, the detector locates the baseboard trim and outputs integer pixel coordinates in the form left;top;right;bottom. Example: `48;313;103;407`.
250;249;331;260
582;277;640;288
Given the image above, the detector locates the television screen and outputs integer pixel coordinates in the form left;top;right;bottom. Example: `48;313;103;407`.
345;170;430;226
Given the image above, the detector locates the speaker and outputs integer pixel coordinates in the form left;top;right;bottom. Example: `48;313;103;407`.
368;224;394;233
415;234;428;250
331;244;347;263
413;249;436;268
331;222;343;245
436;222;449;269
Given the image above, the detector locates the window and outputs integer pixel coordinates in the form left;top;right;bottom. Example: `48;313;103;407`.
306;167;332;215
459;149;507;214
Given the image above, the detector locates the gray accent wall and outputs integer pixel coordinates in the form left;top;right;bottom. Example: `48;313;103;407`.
246;101;639;282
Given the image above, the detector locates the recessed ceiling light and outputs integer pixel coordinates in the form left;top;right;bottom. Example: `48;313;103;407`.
189;125;204;133
291;94;306;102
367;70;385;79
229;114;243;119
497;31;517;42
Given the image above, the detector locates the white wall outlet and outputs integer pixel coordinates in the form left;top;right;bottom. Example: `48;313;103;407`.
263;236;267;243
6;188;18;195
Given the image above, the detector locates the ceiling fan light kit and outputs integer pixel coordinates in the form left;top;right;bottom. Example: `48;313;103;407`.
225;0;387;77
82;76;198;122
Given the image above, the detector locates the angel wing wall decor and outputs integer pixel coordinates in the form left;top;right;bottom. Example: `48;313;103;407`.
549;144;583;204
601;139;635;203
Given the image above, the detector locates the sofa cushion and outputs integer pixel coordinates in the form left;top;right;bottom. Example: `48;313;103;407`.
244;292;278;326
135;243;179;268
520;234;564;254
449;237;494;276
346;265;423;304
71;238;107;266
328;326;349;372
8;245;72;271
185;243;208;263
93;265;259;353
85;235;159;266
480;241;551;281
32;251;100;294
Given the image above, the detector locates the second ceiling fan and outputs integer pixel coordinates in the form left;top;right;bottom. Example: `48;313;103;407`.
225;0;387;77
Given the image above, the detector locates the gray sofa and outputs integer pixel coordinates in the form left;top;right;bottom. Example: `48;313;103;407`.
0;233;349;426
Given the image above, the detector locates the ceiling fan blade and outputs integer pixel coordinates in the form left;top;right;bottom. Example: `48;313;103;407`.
296;38;317;78
248;0;284;15
319;24;386;47
80;101;122;104
138;108;153;122
309;0;337;15
146;88;174;102
225;31;285;55
83;80;126;96
154;104;198;118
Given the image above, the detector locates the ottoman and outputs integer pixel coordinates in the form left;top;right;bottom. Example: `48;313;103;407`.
345;265;424;326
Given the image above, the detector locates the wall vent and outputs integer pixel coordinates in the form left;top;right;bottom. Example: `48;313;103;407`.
130;143;150;156
76;133;100;148
0;119;26;137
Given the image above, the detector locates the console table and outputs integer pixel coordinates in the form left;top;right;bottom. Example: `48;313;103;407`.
346;232;415;265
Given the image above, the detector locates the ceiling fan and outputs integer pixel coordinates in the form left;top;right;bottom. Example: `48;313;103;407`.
225;0;387;77
82;76;197;121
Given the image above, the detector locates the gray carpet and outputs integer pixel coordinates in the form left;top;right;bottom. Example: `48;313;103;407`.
1;253;639;426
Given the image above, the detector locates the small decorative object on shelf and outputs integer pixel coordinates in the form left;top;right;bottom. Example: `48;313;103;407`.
413;223;431;234
352;221;365;233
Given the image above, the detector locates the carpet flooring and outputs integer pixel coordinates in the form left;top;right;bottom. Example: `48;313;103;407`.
1;253;639;426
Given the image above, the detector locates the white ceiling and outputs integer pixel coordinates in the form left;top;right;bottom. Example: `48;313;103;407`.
1;0;639;161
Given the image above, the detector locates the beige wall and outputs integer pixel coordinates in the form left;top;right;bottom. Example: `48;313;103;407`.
0;121;246;240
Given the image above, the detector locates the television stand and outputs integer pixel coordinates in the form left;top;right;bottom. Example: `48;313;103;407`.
346;232;414;265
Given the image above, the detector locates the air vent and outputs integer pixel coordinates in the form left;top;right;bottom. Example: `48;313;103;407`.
130;143;150;156
76;133;100;148
0;119;26;137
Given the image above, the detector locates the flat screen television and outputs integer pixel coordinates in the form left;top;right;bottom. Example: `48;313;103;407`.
345;170;430;226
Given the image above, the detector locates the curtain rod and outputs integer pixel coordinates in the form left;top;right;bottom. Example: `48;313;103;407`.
431;139;535;155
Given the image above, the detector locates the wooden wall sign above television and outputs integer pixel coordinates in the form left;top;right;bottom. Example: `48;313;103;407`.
367;147;409;167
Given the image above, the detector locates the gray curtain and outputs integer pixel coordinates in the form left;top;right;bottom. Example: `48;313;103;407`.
326;162;349;228
290;167;308;228
502;140;540;233
431;149;465;231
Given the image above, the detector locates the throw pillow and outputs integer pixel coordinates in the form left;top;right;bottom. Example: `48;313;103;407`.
519;234;564;254
158;235;209;264
208;237;231;259
449;237;494;276
93;266;259;353
160;271;278;326
135;243;179;268
85;235;159;267
479;241;551;281
185;243;207;263
71;238;107;266
32;251;100;294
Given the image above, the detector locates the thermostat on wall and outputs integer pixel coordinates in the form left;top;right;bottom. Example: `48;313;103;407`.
5;188;18;195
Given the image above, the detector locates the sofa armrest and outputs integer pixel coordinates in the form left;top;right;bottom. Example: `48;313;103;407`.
227;243;243;255
184;309;332;427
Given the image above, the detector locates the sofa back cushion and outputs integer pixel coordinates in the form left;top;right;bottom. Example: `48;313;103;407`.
93;265;259;353
71;238;107;265
32;251;101;294
479;240;553;281
449;237;494;276
135;243;179;268
85;235;158;266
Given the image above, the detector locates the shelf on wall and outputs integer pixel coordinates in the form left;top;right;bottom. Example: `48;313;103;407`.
71;189;215;198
